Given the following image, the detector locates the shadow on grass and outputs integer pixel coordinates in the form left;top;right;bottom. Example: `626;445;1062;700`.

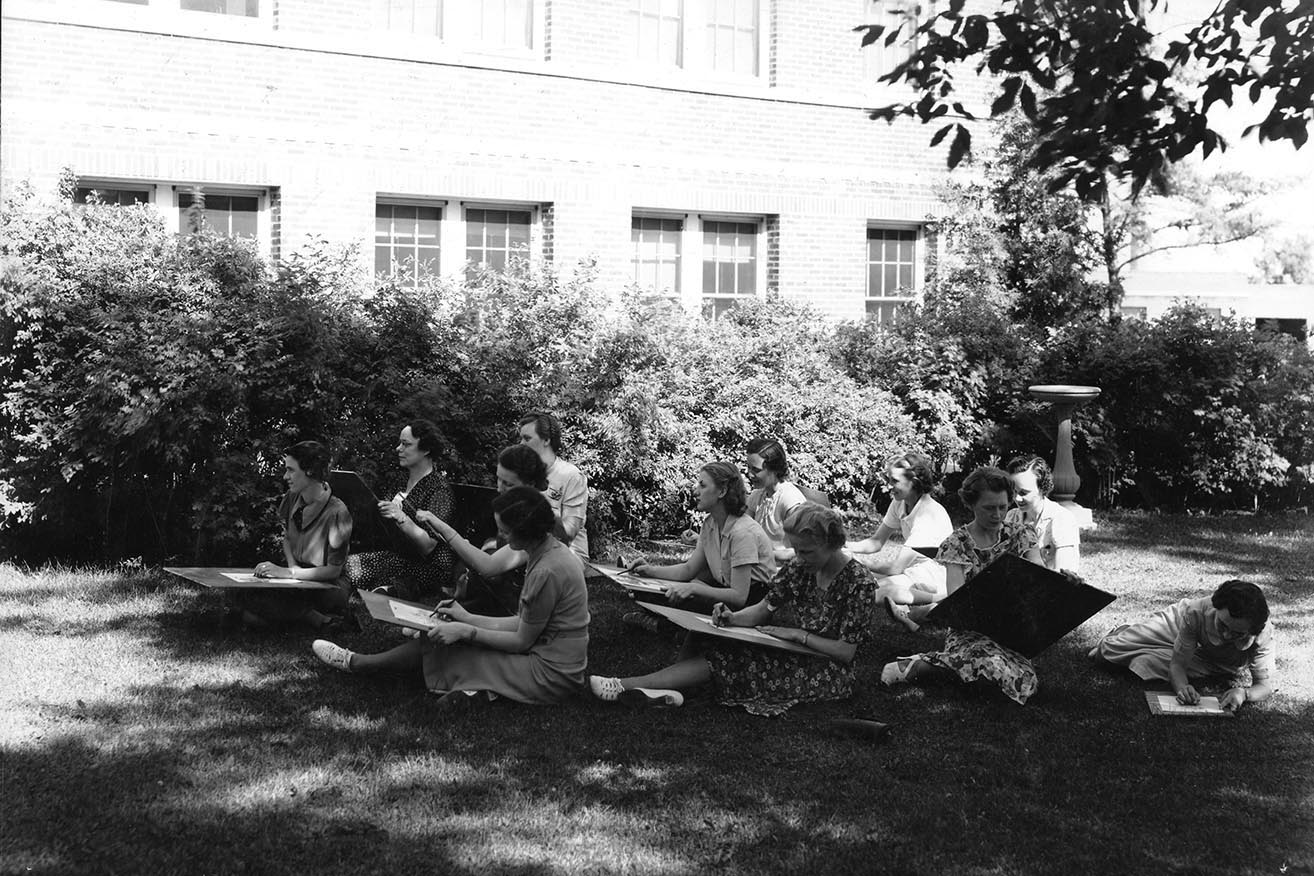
4;538;1314;875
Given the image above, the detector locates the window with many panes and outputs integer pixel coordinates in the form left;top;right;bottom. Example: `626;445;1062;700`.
377;0;443;35
376;203;442;284
864;0;933;80
702;220;758;318
466;208;532;277
706;0;759;75
632;216;683;293
866;228;917;324
180;0;259;16
630;0;761;77
374;0;531;47
178;191;259;239
74;186;152;206
630;0;683;67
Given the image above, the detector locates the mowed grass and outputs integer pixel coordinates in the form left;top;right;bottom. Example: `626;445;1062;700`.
2;513;1312;876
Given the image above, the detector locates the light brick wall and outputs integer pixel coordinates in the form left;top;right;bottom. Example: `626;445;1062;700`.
1;0;996;321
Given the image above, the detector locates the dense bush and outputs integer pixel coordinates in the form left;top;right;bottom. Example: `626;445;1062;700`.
0;190;920;562
4;185;1312;564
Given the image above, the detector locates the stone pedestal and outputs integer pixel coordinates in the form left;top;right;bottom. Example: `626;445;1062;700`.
1028;384;1101;530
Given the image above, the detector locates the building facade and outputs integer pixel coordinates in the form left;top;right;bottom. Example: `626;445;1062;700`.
1;0;986;321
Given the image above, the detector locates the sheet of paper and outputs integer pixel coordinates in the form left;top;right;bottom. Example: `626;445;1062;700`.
220;571;301;585
1149;693;1228;715
390;601;438;630
692;616;784;644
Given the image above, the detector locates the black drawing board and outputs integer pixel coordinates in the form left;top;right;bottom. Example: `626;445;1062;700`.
451;482;499;546
928;553;1116;659
328;469;404;554
638;603;828;658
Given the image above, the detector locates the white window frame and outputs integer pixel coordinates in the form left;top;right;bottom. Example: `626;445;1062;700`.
85;0;273;30
73;178;156;206
698;213;766;318
460;201;540;278
631;212;685;296
865;225;921;325
630;0;767;81
375;198;446;286
167;184;272;253
371;0;542;56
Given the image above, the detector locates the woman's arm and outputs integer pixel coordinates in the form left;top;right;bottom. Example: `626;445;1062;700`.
1220;681;1274;711
417;512;527;577
667;562;754;609
846;522;896;555
712;598;773;628
944;563;967;597
635;544;707;583
380;499;439;555
429;615;548;652
754;624;858;664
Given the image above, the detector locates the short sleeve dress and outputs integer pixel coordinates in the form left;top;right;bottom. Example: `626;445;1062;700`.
345;468;457;600
422;537;590;704
697;514;777;607
747;482;807;550
237;487;353;619
912;520;1042;704
1093;596;1277;688
703;557;878;716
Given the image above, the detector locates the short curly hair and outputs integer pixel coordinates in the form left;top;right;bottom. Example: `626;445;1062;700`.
284;440;331;482
497;444;549;491
1211;579;1270;636
701;461;748;517
958;466;1015;507
1006;455;1055;497
491;485;556;543
782;502;847;550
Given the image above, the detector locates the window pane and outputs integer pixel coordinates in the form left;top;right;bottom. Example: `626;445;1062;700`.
376;247;393;275
75;186;150;206
898;264;913;289
883;265;897;294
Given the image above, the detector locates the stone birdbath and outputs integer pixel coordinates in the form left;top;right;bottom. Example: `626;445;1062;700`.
1028;384;1101;528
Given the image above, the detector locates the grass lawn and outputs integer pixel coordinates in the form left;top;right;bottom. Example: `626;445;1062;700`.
2;512;1312;876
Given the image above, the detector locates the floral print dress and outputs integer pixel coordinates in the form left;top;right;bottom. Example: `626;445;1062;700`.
703;557;877;717
915;520;1041;705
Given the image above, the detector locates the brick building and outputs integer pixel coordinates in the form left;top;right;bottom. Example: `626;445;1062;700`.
1;0;987;321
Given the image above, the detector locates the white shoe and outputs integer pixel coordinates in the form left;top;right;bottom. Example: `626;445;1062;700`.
590;675;625;701
312;639;354;673
624;688;683;708
880;657;918;686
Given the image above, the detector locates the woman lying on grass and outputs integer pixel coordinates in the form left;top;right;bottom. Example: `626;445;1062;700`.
1090;579;1276;711
312;486;589;707
591;503;877;715
880;466;1048;705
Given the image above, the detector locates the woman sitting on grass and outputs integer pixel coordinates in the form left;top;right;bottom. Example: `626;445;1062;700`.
1090;579;1276;711
344;419;457;601
415;444;550;615
846;451;952;609
881;466;1047;705
744;437;807;562
623;461;776;631
312;486;589;707
238;440;354;631
591;503;877;715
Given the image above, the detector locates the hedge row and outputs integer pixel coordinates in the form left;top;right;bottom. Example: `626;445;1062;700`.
3;188;1311;563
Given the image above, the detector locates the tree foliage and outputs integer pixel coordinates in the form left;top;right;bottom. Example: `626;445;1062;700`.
860;0;1312;200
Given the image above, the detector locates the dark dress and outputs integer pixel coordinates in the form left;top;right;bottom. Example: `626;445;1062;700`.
912;520;1041;704
704;557;877;717
345;469;456;600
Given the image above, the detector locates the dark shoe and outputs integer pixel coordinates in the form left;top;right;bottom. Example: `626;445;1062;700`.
827;718;893;742
433;689;488;712
622;610;662;634
320;613;361;636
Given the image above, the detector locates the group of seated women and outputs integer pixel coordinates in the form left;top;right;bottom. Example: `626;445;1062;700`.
249;418;1277;716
